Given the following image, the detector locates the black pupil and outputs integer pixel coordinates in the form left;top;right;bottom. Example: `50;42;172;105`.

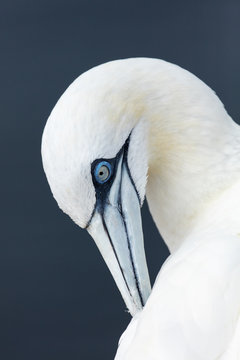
97;165;109;181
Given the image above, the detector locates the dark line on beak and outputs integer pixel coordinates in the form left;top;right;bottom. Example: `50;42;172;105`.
84;206;96;230
87;129;145;309
123;133;141;205
121;213;145;308
119;154;145;308
101;214;135;306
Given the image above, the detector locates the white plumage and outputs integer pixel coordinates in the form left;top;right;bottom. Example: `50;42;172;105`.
42;58;240;359
116;181;240;359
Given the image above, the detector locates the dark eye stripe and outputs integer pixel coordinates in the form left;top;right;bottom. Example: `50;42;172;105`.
94;161;112;184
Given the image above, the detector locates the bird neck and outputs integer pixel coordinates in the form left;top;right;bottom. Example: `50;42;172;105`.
141;66;240;252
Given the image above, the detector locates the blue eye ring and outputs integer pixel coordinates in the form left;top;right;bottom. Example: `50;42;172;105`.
94;161;112;184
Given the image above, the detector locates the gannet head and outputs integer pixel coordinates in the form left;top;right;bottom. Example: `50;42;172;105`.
41;59;152;316
42;57;237;315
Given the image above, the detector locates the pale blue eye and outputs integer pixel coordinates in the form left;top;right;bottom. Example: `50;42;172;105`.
94;161;112;184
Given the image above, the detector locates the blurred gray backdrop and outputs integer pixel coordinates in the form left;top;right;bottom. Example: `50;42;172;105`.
1;0;240;359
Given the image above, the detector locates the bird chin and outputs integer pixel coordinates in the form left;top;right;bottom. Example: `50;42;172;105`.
87;158;151;316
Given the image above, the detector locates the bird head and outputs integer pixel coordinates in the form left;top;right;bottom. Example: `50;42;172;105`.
42;57;234;315
41;59;152;316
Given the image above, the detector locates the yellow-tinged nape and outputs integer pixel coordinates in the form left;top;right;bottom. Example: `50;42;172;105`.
142;64;240;250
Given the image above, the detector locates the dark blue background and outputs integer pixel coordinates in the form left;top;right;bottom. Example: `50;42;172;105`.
1;0;240;359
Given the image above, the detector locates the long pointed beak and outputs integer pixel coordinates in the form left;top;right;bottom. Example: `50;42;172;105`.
87;154;151;316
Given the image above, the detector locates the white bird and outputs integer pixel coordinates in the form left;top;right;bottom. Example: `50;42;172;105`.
41;58;240;359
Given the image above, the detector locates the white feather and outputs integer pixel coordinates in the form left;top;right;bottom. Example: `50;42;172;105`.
41;58;240;359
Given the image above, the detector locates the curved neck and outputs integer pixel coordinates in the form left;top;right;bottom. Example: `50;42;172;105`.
140;64;240;252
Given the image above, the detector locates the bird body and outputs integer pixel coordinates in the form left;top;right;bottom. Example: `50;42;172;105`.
42;58;240;359
116;180;240;359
